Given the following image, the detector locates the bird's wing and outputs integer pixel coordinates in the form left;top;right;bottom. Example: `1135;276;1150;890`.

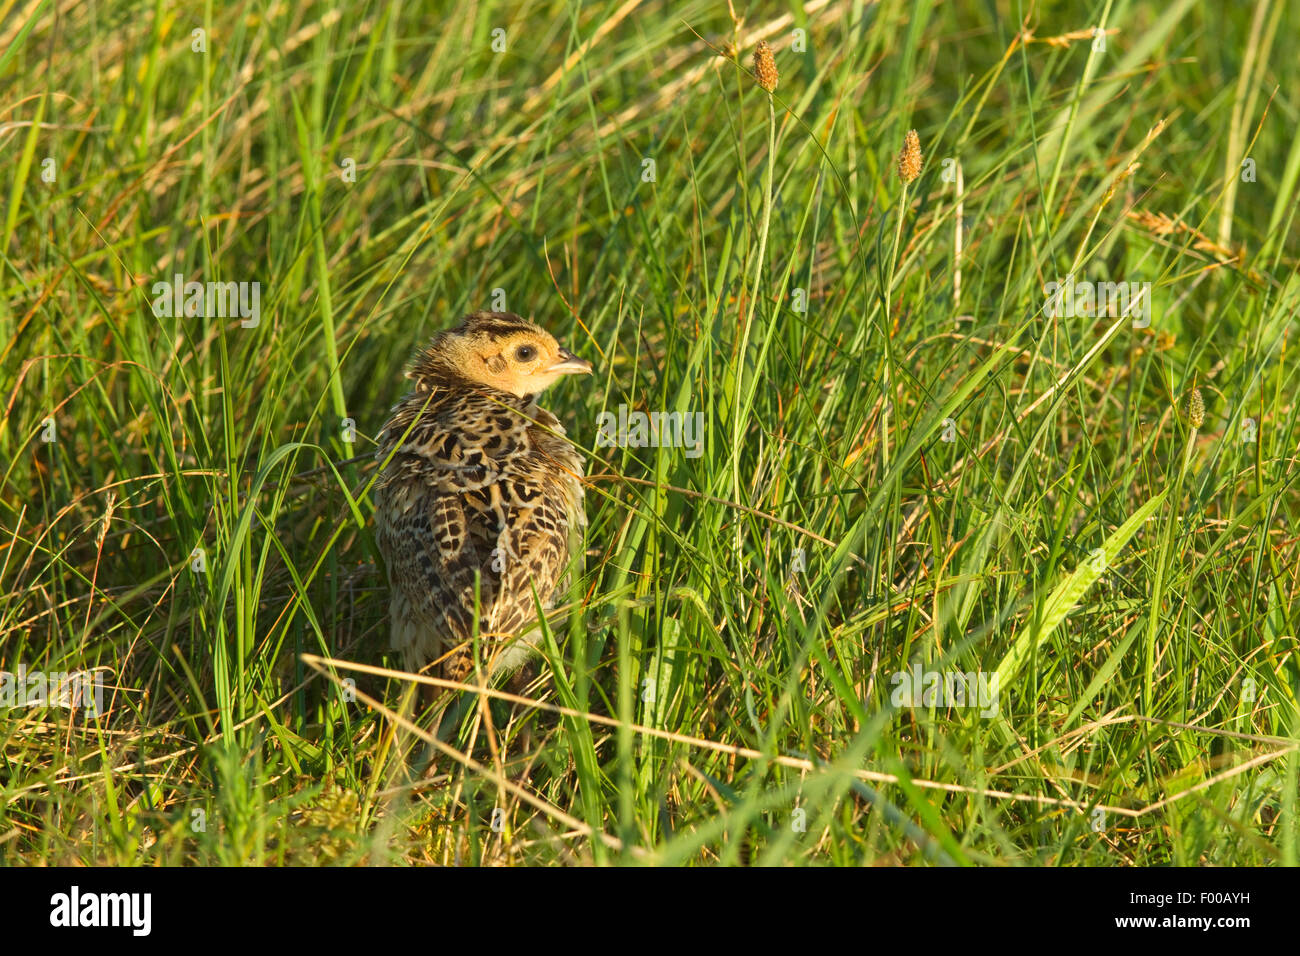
376;475;567;647
497;467;582;614
375;397;585;667
376;477;495;645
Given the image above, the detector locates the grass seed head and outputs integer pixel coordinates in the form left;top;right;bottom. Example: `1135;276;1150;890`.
1187;388;1205;429
897;129;922;185
753;41;778;92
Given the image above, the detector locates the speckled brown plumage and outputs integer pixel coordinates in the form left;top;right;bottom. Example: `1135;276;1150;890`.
373;311;592;681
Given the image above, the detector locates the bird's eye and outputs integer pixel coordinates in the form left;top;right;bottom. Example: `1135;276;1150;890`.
514;345;537;362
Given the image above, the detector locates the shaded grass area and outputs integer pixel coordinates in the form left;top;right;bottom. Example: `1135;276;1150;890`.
2;0;1298;864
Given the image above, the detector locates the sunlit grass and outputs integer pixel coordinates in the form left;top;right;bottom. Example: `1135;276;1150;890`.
2;0;1298;865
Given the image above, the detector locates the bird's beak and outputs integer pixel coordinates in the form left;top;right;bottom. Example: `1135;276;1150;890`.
547;349;593;375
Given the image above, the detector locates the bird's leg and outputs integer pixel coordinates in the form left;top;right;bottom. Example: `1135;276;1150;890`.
417;679;439;715
505;661;536;697
504;660;541;756
411;653;477;779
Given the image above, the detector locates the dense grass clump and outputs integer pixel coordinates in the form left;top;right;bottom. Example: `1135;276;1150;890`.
2;0;1298;865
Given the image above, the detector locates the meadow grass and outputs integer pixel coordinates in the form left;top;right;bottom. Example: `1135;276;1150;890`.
2;0;1298;865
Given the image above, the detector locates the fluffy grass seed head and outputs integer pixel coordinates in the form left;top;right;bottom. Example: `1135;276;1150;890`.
753;41;778;92
1187;388;1205;429
897;129;922;185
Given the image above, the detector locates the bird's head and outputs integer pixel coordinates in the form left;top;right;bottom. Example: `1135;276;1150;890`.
413;311;593;397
